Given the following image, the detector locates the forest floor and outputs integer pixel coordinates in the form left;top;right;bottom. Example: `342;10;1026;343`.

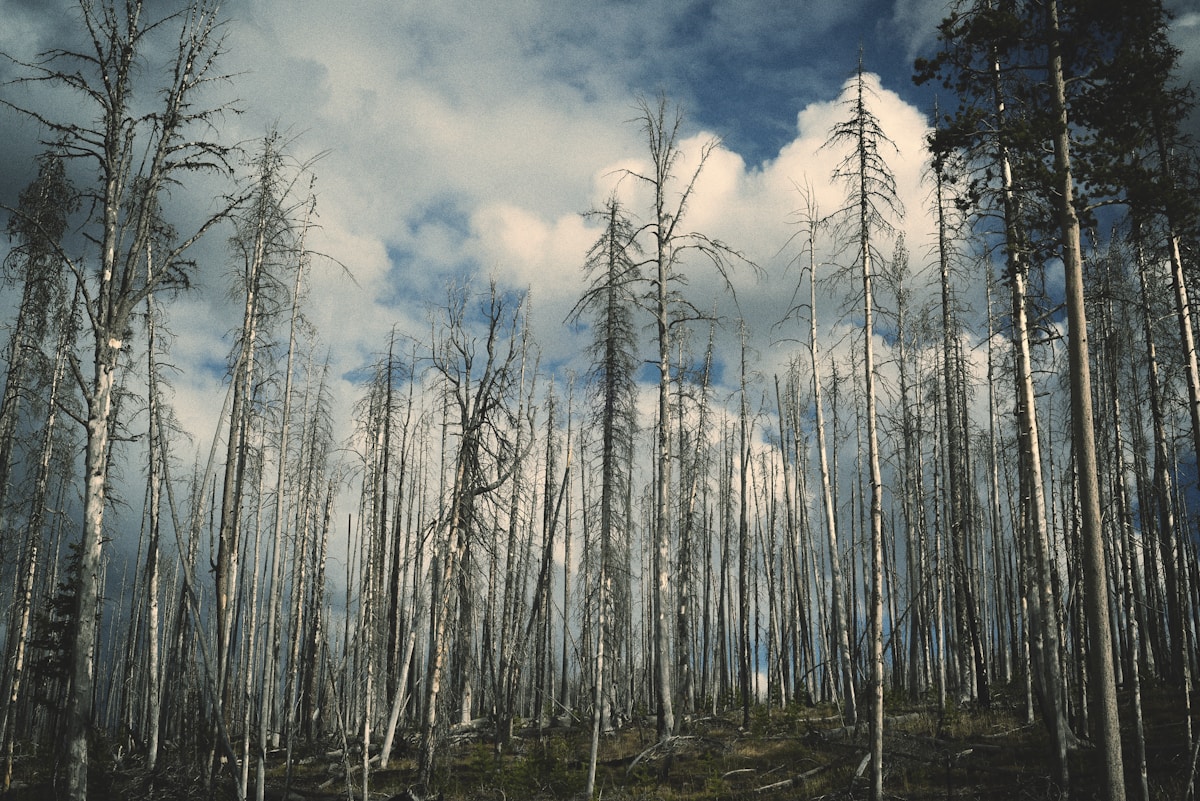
7;682;1200;800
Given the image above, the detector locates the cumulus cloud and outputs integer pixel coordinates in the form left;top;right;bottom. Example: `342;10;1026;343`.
0;0;972;499
468;71;938;403
0;0;1062;629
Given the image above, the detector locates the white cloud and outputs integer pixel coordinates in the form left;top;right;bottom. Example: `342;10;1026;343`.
890;0;955;61
0;0;1007;586
506;72;940;401
472;204;590;296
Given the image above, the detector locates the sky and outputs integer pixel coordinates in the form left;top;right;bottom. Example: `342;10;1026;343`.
0;0;1199;520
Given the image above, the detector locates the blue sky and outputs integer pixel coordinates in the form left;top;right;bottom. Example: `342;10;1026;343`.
0;0;1197;640
0;0;1197;465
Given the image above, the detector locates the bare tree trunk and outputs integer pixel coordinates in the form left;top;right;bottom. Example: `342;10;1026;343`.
66;319;122;801
282;378;318;787
675;328;710;720
361;494;374;801
584;542;608;800
560;390;575;716
257;189;313;800
985;275;1012;703
1103;297;1149;801
143;287;164;773
0;301;69;789
418;286;526;790
861;216;886;801
217;153;276;742
799;189;856;724
1046;5;1124;799
738;322;753;731
55;3;236;791
717;441;733;707
378;530;426;767
1153;125;1200;752
932;152;989;708
419;456;469;786
155;405;246;801
494;347;532;752
239;450;267;798
1132;227;1183;684
653;244;675;741
988;29;1071;790
824;59;899;800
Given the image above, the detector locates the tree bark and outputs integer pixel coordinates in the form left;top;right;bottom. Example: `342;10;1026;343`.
1046;4;1125;798
801;192;856;725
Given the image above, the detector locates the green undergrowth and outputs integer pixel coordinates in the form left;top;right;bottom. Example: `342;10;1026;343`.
7;682;1200;799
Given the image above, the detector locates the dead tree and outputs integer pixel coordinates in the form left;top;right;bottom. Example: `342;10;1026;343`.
1;3;240;797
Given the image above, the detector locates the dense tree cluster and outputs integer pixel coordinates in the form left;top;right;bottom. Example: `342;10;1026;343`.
0;1;1198;800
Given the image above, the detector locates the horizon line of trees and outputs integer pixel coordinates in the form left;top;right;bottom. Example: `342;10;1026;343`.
0;1;1198;800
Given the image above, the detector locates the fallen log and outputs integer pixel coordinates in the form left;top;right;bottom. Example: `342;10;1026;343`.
752;759;843;794
263;788;346;801
810;711;925;742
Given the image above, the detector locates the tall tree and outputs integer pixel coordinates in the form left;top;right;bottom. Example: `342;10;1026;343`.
257;173;317;801
917;3;1076;786
2;3;239;797
215;134;292;742
568;197;641;799
0;289;75;789
418;282;530;790
1074;0;1200;701
0;153;75;534
929;145;990;707
137;191;184;775
624;94;747;740
737;321;753;730
785;184;857;723
824;54;903;801
0;155;76;788
1043;3;1124;795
